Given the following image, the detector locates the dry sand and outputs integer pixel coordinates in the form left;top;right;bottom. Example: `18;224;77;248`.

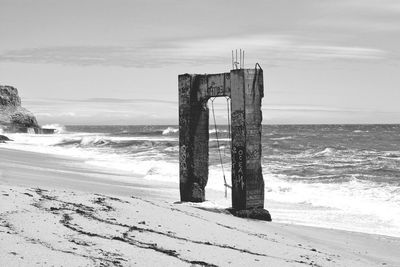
1;147;400;266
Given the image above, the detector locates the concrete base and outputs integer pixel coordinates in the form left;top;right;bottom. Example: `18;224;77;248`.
189;183;205;202
228;208;272;221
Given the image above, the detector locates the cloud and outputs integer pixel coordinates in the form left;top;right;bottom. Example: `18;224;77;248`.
180;35;387;61
338;0;400;13
306;0;400;34
266;104;354;113
23;97;178;125
74;98;177;104
35;112;78;117
0;34;387;68
24;97;177;106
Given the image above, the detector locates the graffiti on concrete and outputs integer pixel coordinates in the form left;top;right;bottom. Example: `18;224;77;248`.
178;69;264;209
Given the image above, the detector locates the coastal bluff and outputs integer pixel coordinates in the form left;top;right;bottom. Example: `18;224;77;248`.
0;85;39;132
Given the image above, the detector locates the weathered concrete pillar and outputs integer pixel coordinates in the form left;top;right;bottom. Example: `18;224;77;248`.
242;69;264;209
179;73;229;202
230;70;247;209
190;76;209;201
178;74;192;201
178;74;211;202
230;69;264;210
179;68;269;219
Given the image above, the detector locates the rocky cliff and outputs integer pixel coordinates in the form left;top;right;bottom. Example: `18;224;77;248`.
0;85;39;131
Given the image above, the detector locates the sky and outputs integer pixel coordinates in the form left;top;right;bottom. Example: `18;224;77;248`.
1;0;400;125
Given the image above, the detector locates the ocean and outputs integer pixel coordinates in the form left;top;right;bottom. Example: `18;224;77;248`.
3;124;400;237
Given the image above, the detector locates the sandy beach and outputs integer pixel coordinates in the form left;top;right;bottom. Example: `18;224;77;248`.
0;147;399;266
2;0;400;265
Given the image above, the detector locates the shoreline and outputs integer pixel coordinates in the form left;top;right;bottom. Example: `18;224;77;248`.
2;142;399;238
1;146;400;266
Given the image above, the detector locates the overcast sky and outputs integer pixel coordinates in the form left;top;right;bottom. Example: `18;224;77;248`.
1;0;400;125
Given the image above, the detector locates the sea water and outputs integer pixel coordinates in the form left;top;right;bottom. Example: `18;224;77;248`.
3;124;400;237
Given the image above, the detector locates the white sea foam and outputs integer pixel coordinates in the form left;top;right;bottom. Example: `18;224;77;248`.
209;129;228;134
314;147;336;156
263;170;400;237
204;164;400;237
383;151;400;158
53;135;177;148
162;127;179;135
270;136;293;140
80;136;109;146
41;124;66;134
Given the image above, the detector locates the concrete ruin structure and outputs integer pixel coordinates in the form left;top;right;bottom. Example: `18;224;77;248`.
179;67;269;217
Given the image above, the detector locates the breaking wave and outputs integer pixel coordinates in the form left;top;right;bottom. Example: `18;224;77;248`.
41;124;66;134
314;147;336;157
162;127;179;135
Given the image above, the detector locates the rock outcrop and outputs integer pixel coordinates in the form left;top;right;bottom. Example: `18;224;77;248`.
0;85;39;132
0;134;12;143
